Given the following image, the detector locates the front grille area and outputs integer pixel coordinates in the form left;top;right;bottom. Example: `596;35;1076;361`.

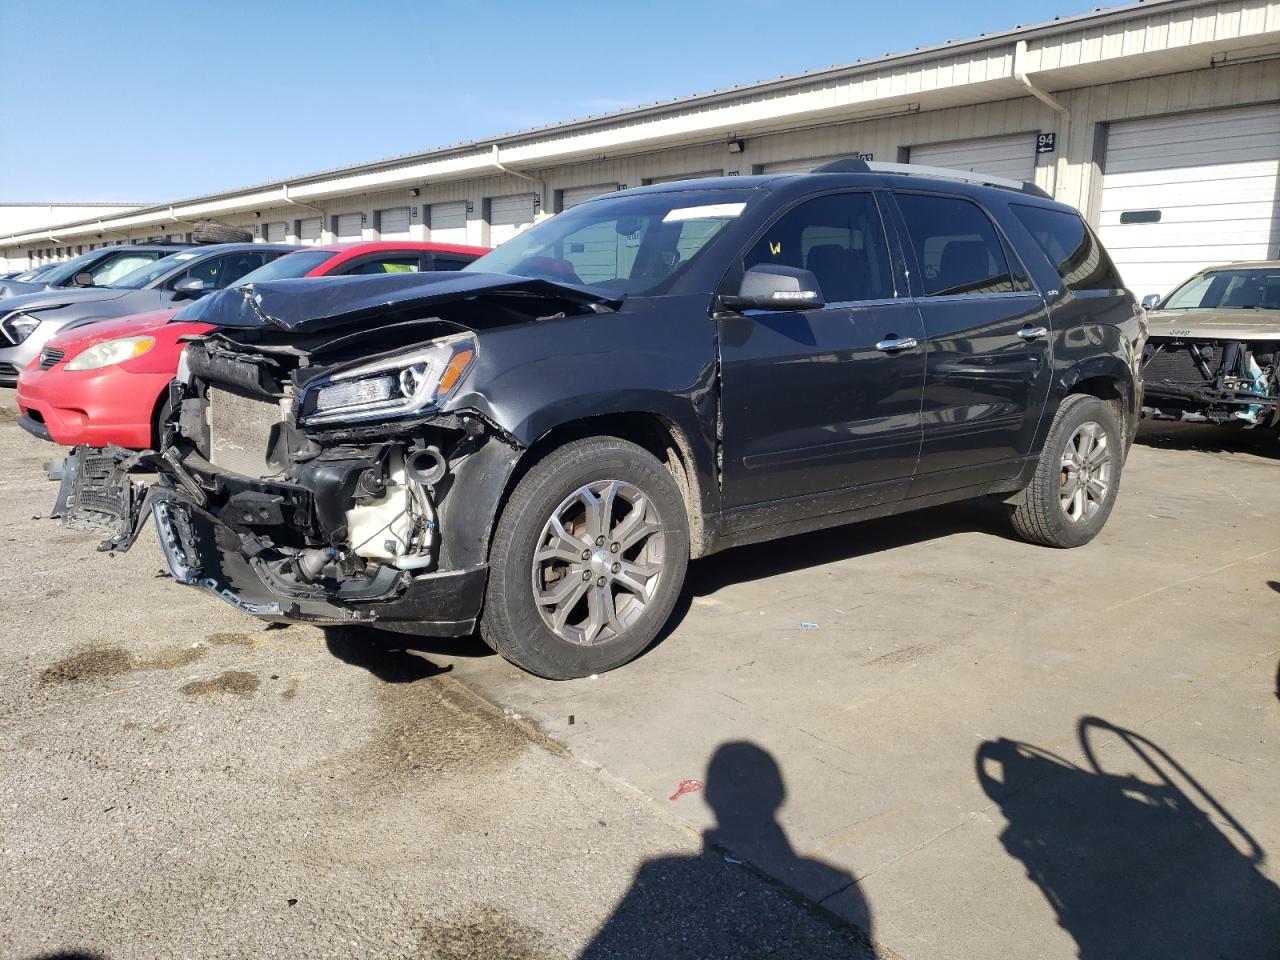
208;386;282;478
1143;343;1210;384
0;362;19;383
39;347;65;369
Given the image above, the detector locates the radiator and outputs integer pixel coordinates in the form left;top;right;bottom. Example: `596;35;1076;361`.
208;386;282;478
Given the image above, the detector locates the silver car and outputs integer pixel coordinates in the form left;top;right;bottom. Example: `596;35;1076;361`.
0;243;185;301
0;243;297;385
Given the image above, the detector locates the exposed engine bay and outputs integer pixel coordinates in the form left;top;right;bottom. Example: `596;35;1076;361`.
55;271;626;630
1140;335;1278;429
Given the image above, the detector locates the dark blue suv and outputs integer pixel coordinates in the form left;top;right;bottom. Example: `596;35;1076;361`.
92;159;1144;678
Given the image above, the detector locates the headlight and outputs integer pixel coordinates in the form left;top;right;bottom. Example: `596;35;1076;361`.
300;334;477;425
65;336;156;371
1;312;41;344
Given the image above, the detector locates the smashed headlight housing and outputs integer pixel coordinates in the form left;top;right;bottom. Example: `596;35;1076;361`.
299;334;477;426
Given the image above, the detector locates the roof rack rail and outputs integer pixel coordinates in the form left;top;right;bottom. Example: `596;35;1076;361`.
810;157;1052;200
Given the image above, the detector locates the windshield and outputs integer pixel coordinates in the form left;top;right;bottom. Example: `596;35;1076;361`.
463;188;758;296
36;250;101;286
14;263;57;281
231;250;332;284
1162;268;1280;310
108;250;202;289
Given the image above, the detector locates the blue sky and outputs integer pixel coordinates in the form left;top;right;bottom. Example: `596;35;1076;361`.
0;0;1102;203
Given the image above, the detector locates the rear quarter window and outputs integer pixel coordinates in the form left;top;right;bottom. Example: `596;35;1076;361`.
1011;204;1125;293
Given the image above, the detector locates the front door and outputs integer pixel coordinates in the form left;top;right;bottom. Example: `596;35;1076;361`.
717;191;926;513
890;191;1053;495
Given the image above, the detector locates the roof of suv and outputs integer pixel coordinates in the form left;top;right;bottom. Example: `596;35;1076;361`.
612;160;1068;212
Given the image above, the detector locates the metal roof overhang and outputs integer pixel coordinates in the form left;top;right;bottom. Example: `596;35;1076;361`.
5;0;1277;248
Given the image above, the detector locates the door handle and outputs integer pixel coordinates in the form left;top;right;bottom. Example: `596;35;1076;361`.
875;336;919;352
1017;325;1049;340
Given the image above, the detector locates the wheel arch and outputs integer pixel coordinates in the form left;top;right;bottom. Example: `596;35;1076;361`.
500;411;713;559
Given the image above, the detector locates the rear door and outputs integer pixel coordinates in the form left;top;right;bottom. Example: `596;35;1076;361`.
890;191;1052;493
717;190;925;511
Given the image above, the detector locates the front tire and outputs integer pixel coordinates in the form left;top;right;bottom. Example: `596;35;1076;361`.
1009;394;1123;548
481;437;690;679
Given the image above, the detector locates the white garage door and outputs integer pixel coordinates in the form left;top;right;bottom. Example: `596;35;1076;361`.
378;206;411;239
298;217;322;243
265;222;286;243
909;134;1037;182
562;184;616;210
429;202;468;244
488;194;536;246
335;213;363;241
1099;105;1280;298
760;156;847;176
648;170;722;185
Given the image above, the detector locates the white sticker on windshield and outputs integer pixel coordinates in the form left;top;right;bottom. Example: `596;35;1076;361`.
662;203;746;223
174;253;199;260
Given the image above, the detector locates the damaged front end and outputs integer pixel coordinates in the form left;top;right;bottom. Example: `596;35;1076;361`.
1140;334;1278;428
80;272;616;633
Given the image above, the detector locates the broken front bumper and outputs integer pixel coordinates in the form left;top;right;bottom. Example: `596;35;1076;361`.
147;492;487;631
71;445;488;635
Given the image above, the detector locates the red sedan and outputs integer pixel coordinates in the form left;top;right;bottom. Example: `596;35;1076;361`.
16;241;487;449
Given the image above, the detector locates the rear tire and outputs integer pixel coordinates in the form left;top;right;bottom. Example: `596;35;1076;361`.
1009;394;1123;548
481;437;689;679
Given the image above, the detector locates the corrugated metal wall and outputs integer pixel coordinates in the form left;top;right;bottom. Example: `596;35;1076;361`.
3;58;1276;269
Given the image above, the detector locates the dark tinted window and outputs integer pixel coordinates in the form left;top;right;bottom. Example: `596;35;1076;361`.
896;193;1017;297
1011;204;1125;293
181;252;269;291
745;192;893;302
431;256;475;271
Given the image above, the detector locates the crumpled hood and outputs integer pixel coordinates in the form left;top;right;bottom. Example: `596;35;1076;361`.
0;285;130;315
1148;307;1280;340
190;271;621;333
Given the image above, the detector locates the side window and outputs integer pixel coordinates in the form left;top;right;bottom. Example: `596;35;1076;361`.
744;192;894;303
1010;204;1125;293
345;256;421;275
181;253;267;291
91;252;157;285
896;194;1018;297
430;256;474;272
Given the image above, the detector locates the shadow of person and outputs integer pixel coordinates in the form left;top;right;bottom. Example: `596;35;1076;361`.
977;717;1280;959
579;741;874;959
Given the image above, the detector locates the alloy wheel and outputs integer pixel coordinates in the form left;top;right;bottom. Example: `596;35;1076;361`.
1059;421;1112;523
531;479;665;645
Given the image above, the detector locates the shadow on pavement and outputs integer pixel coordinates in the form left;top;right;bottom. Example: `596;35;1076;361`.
324;626;494;682
1136;419;1279;458
686;495;1013;596
579;741;874;959
977;716;1280;959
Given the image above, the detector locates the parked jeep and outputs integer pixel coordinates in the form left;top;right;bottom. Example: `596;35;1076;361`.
86;161;1144;678
1139;262;1279;433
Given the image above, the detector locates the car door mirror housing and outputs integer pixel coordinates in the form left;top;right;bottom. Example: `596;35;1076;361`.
172;277;207;299
72;271;95;287
1140;294;1161;309
722;264;825;312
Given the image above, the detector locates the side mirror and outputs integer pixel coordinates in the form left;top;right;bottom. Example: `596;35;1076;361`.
72;271;95;287
172;277;207;300
721;264;825;312
1140;294;1161;309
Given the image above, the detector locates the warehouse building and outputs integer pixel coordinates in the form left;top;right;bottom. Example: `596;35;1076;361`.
2;0;1277;298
